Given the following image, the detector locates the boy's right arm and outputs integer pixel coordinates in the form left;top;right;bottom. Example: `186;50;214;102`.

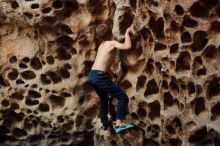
112;28;132;50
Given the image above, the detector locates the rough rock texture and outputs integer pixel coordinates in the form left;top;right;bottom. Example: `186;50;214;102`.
0;0;220;146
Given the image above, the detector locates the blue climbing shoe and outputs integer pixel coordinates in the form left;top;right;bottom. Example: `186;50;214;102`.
114;123;135;134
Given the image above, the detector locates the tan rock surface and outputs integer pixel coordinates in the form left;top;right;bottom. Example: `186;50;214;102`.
0;0;220;146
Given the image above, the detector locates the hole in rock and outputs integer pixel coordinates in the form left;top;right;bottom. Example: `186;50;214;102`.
164;91;174;108
11;1;19;9
28;90;41;98
42;16;57;25
140;27;150;40
52;0;64;9
23;12;33;19
149;17;164;39
40;121;48;128
146;60;155;74
8;69;18;80
131;112;139;120
19;62;28;68
161;80;168;89
206;77;220;100
188;82;195;95
31;3;39;9
171;117;182;131
62;0;79;17
181;31;191;43
11;92;24;100
119;80;132;90
49;94;65;107
202;45;217;58
11;103;20;110
60;24;72;34
29;135;45;143
78;73;83;78
192;97;206;116
155;62;162;72
61;92;71;97
197;68;206;76
169;76;179;94
194;56;203;65
144;79;159;97
59;68;70;79
46;71;62;84
78;95;86;105
86;120;93;130
191;30;208;52
119;7;134;34
170;43;179;53
57;116;64;123
0;75;9;87
30;57;42;70
63;63;72;70
182;15;198;28
143;138;160;146
12;128;27;138
83;61;93;75
154;42;166;51
147;124;160;138
25;99;39;106
176;51;191;71
63;120;74;130
40;74;51;84
149;100;160;121
56;35;74;45
1;99;9;107
16;79;25;84
22;57;30;63
0;125;10;135
9;56;17;63
56;48;71;60
42;7;52;14
21;70;36;80
84;105;97;118
169;138;182;146
46;55;54;64
171;20;178;31
39;103;49;112
188;126;207;143
137;107;147;119
75;115;84;127
211;102;220;119
136;75;147;91
200;0;218;9
175;5;184;15
190;2;208;18
210;21;220;32
123;139;131;146
79;35;90;46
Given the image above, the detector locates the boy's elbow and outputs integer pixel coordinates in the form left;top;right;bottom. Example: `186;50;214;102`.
126;45;132;50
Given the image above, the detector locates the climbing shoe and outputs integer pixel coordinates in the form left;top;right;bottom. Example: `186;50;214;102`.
114;123;135;134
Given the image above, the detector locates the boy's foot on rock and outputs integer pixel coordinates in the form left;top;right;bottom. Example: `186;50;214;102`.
114;123;135;134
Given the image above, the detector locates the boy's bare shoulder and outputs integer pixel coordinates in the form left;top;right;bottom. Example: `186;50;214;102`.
100;41;115;48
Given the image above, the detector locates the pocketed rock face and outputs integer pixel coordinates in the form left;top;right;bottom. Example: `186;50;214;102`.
0;0;220;146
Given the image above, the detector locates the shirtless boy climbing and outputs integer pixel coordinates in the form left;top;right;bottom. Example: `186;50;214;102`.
88;24;134;134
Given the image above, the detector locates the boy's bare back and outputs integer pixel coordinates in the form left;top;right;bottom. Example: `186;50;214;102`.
91;41;117;73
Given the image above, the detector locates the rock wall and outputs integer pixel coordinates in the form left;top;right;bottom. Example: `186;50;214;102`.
0;0;220;146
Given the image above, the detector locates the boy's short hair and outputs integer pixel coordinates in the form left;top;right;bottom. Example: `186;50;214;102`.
95;24;111;41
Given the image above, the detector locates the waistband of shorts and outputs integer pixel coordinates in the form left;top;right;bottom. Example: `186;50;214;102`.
90;69;111;75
